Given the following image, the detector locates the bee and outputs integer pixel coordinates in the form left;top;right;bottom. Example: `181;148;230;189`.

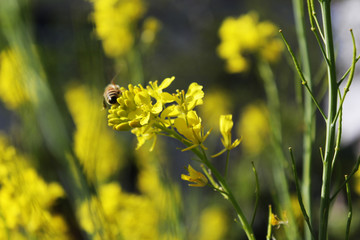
103;81;121;108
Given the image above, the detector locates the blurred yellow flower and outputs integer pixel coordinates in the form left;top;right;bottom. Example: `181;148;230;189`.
354;170;360;195
271;211;288;228
200;89;232;131
141;17;162;44
78;182;160;239
237;103;269;155
89;0;146;58
181;165;208;187
198;206;228;240
65;84;125;182
0;49;29;109
135;141;183;240
217;12;284;73
0;135;70;239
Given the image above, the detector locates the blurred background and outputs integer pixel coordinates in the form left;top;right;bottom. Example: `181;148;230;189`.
0;0;360;239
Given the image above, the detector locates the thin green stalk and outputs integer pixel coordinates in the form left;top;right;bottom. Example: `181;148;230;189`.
266;205;273;240
333;30;357;124
199;147;255;240
312;12;325;42
318;0;338;239
158;125;255;239
291;0;315;238
289;148;315;239
330;156;360;201
225;150;230;178
345;175;352;240
338;55;360;86
258;60;299;239
251;162;260;227
279;31;327;120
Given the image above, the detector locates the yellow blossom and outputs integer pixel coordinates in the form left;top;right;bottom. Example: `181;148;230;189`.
212;114;241;157
78;182;160;239
198;206;228;240
141;17;162;44
237;103;269;155
108;78;175;131
271;212;288;229
181;165;208;187
89;0;146;58
108;77;208;150
65;85;125;182
0;49;29;109
174;111;211;151
199;89;232;131
0;135;70;239
217;12;284;73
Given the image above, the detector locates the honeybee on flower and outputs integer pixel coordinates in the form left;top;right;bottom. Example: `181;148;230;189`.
103;81;122;108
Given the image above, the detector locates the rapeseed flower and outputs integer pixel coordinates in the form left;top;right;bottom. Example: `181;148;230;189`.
217;12;283;73
181;165;208;187
79;182;160;239
0;135;70;239
271;211;288;229
198;206;228;240
65;85;125;182
0;49;29;110
108;76;210;151
89;0;146;58
237;103;269;155
212;114;241;157
200;89;232;132
141;17;162;45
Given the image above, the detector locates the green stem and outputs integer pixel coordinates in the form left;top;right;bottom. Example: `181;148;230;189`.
345;175;352;240
289;148;315;239
158;125;255;239
266;205;273;240
251;162;260;227
257;60;299;239
199;148;255;240
279;31;327;120
319;0;338;239
292;0;314;239
225;150;230;178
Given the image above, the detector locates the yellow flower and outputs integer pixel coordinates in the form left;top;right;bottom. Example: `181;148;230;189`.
141;17;162;44
0;135;70;239
237;103;269;155
78;182;160;239
198;206;228;240
0;49;29;109
270;212;288;229
108;77;208;151
217;12;284;73
199;89;232;131
212;114;241;157
181;165;208;187
89;0;146;58
65;85;125;182
108;77;175;132
174;110;211;151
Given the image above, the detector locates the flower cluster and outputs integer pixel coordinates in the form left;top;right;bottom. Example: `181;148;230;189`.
108;76;210;151
78;182;160;240
65;85;125;182
89;0;146;58
217;12;284;73
0;136;70;239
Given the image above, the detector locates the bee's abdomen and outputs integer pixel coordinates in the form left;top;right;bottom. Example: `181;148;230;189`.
108;94;118;104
